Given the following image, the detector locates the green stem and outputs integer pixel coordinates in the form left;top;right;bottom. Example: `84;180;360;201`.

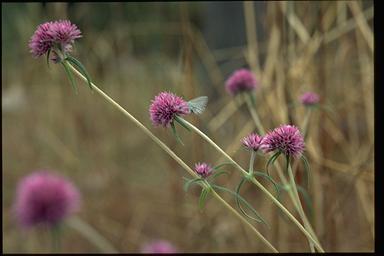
66;63;278;252
179;118;323;252
302;108;312;140
287;158;315;252
50;225;60;253
244;93;324;252
249;151;256;177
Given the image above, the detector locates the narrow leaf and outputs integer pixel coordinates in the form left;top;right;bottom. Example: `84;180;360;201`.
300;155;311;189
61;61;78;94
212;162;236;170
174;116;191;132
254;171;280;197
65;55;93;90
46;48;51;67
210;170;230;179
199;188;209;210
171;122;184;146
183;178;203;192
266;151;281;176
297;185;314;221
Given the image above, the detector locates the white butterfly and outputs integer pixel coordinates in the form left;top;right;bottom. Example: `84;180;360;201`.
188;96;208;114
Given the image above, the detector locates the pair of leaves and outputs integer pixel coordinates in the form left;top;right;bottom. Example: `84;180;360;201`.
182;177;211;210
170;116;192;146
58;54;93;94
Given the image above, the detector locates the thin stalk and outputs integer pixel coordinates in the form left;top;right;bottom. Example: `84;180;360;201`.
249;151;256;176
66;63;278;252
244;94;323;252
179;118;323;252
244;93;265;134
287;159;315;252
302;108;312;140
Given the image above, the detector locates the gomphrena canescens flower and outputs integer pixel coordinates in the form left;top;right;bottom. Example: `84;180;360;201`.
29;20;82;59
13;171;80;228
299;92;320;106
242;133;263;151
194;162;213;178
225;69;258;96
141;240;177;253
261;125;305;158
149;92;190;127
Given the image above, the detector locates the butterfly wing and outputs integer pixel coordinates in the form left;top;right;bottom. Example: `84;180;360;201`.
188;96;208;114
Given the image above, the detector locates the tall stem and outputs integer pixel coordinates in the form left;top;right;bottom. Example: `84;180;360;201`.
243;93;323;252
287;159;315;252
249;151;256;176
179;118;323;252
66;63;278;252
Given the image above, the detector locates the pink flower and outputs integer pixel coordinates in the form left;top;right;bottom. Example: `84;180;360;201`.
261;125;305;158
225;69;258;96
13;171;80;228
242;133;263;151
194;162;213;178
29;20;82;59
141;240;177;253
149;92;190;127
299;92;320;106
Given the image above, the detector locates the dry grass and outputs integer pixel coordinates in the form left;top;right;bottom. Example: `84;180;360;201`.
2;1;373;252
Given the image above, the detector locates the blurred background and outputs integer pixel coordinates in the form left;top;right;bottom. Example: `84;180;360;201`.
2;1;374;253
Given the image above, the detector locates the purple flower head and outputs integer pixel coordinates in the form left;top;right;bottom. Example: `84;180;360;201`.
225;69;258;96
29;20;82;59
194;162;213;178
149;92;190;127
299;92;320;106
242;133;263;152
13;171;80;228
261;125;305;158
141;240;177;254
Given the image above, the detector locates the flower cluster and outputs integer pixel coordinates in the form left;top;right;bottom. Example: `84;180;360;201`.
242;133;263;152
29;20;82;60
225;69;258;96
261;125;305;158
13;171;80;228
141;240;177;253
149;92;190;127
194;162;213;178
299;92;320;106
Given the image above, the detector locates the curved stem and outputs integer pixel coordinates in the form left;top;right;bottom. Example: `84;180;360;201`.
244;93;324;252
179;118;323;252
67;63;278;252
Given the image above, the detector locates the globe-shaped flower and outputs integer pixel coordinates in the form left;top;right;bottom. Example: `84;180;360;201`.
141;240;177;253
13;171;80;228
242;133;263;151
194;162;213;178
149;92;190;127
261;125;305;158
225;69;258;96
29;20;82;60
299;92;320;106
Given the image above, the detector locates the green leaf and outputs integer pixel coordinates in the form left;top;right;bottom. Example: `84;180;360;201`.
213;184;270;228
183;177;204;192
171;122;184;146
212;162;236;170
300;155;311;189
210;170;230;180
199;188;210;210
297;185;314;222
61;61;78;94
254;171;280;197
174;116;191;132
65;55;93;90
46;48;51;67
266;151;281;176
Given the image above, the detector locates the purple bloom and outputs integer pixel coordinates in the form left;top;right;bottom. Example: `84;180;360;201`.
299;92;320;106
225;69;258;96
29;20;82;59
13;171;80;228
261;125;305;158
242;133;263;151
194;162;213;178
141;240;177;254
149;92;190;127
